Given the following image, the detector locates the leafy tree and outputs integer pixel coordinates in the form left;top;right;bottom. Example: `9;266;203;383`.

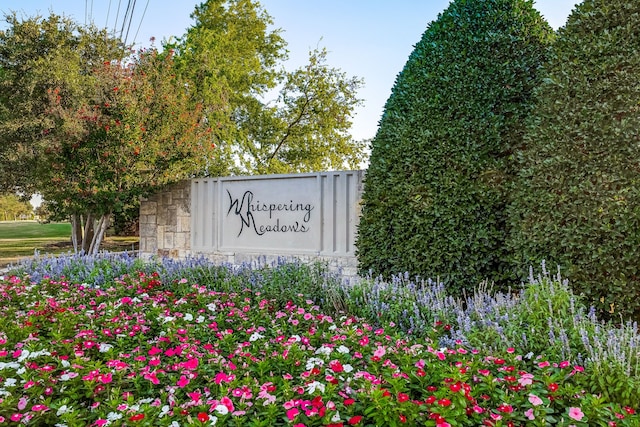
507;0;640;320
37;48;213;253
0;193;32;221
0;13;122;193
168;0;366;175
357;0;553;292
239;48;365;174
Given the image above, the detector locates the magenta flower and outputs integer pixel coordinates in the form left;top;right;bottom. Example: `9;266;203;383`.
286;407;300;420
176;375;190;388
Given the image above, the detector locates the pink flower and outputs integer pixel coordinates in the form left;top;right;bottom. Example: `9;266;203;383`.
373;346;386;358
568;407;585;421
182;357;199;370
17;397;28;410
525;408;535;420
286;407;300;420
177;375;190;388
31;404;49;412
528;394;543;406
144;371;160;385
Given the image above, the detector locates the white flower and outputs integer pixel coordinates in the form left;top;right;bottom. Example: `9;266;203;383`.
307;381;325;394
159;405;170;418
331;410;341;422
17;350;30;362
290;334;301;342
0;362;20;370
169;422;180;427
343;364;354;373
99;343;113;353
16;367;25;375
184;313;194;322
249;332;265;342
209;415;218;425
162;316;176;323
315;346;332;356
305;357;324;370
337;345;350;354
61;360;70;368
4;378;16;387
196;315;205;323
107;412;123;421
57;405;72;416
328;324;338;330
207;303;217;312
215;404;229;415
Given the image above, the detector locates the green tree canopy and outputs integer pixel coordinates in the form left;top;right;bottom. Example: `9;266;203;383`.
38;48;214;253
357;0;553;291
167;0;366;175
0;13;122;193
0;193;32;220
507;0;640;320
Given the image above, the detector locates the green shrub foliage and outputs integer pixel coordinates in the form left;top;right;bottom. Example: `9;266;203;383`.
357;0;553;292
508;0;640;321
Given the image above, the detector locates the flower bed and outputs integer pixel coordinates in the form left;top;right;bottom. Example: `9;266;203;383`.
0;269;637;426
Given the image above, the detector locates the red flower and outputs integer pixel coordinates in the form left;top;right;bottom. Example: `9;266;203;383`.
497;403;514;413
548;383;559;392
129;413;145;422
397;392;410;402
197;412;209;422
438;398;452;407
344;398;355;406
348;415;363;425
399;414;407;423
449;382;462;392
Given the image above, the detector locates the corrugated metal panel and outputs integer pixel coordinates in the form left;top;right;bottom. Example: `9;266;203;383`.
190;171;363;256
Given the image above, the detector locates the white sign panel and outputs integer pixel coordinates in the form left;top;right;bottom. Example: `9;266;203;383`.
221;177;319;251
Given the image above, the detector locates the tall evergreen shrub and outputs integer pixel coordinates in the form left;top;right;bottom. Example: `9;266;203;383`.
357;0;553;292
508;0;640;320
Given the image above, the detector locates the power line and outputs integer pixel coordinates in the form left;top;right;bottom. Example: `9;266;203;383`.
113;0;123;40
105;0;112;30
132;0;150;46
121;0;137;47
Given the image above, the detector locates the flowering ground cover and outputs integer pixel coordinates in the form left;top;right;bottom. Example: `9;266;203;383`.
0;261;638;426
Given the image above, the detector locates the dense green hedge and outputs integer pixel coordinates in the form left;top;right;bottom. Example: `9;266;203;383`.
357;0;553;293
507;0;640;321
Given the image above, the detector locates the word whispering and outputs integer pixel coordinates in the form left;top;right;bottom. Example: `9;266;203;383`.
227;190;314;237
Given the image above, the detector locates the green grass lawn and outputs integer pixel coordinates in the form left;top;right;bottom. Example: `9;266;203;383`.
0;221;138;267
0;221;71;239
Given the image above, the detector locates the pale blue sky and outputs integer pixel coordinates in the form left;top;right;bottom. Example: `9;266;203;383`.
3;1;579;142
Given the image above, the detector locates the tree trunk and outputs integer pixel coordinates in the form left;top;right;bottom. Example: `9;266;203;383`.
88;213;111;255
70;214;81;253
81;212;95;253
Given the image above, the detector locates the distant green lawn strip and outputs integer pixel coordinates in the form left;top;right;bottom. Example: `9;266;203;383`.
0;222;138;268
0;222;71;239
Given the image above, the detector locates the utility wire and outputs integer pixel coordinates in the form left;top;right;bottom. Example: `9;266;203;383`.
113;0;123;39
132;0;150;46
121;0;137;47
105;0;112;31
